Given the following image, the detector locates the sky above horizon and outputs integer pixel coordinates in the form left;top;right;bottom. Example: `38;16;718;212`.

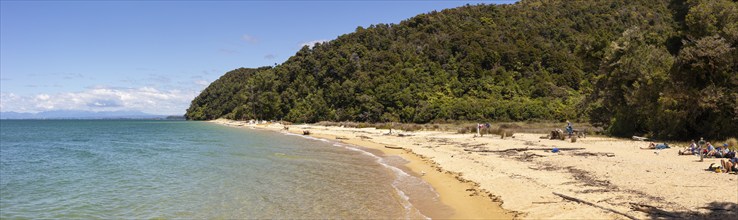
1;0;517;115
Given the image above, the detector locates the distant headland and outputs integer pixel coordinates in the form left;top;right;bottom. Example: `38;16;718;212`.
0;110;183;120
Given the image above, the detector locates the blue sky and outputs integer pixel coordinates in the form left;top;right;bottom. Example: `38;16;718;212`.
1;0;517;115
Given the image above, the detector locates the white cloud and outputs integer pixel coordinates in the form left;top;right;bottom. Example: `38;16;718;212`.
299;39;329;48
241;34;258;43
35;94;50;101
0;87;200;115
0;93;22;112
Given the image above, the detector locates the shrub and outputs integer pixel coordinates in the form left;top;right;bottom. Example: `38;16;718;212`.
397;124;422;132
457;125;475;134
499;123;522;129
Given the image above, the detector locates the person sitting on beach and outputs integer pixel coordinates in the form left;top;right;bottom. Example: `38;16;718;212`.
721;157;738;173
679;140;699;155
720;144;731;157
715;145;729;158
642;142;670;149
724;149;736;159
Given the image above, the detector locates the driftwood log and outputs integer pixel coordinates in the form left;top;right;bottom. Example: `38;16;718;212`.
553;192;638;220
572;152;615;157
464;147;585;153
384;146;404;150
521;152;546;159
632;136;651;141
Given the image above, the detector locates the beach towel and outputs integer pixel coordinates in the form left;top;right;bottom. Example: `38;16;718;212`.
708;163;721;172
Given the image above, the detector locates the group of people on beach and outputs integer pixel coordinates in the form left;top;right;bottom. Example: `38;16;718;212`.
642;137;737;173
676;138;737;173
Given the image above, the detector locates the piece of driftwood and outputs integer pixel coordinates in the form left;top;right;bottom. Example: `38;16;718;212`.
302;130;311;135
357;135;372;139
553;192;638;220
522;153;546;159
532;201;559;204
335;136;349;140
632;136;650;141
385;146;403;150
672;185;708;188
464;147;585;152
398;133;414;137
572;152;615;157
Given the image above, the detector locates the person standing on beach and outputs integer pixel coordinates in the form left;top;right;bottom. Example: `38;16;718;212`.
699;137;706;161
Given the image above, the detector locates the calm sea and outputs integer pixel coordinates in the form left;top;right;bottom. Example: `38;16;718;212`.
0;120;444;219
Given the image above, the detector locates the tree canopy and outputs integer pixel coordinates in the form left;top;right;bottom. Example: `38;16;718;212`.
186;0;737;140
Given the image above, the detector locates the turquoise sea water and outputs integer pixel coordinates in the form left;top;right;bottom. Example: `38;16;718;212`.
0;120;441;219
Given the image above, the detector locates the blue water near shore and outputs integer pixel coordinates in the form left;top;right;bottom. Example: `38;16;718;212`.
0;120;438;219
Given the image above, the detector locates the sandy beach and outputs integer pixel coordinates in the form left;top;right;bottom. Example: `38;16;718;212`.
211;119;737;219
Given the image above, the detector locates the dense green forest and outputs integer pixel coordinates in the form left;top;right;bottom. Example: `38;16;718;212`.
186;0;737;140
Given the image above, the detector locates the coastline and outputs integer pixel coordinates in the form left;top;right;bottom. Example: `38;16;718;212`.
210;119;737;219
210;119;514;219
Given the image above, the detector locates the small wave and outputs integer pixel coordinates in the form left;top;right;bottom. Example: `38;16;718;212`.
335;144;434;219
281;132;330;143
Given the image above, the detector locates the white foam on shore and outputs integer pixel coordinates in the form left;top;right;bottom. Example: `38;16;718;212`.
282;132;330;143
285;133;435;219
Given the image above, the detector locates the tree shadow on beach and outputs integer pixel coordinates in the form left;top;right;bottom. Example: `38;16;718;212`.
632;201;737;219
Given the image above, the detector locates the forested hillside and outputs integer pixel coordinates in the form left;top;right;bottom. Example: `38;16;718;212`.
186;0;737;140
186;67;272;120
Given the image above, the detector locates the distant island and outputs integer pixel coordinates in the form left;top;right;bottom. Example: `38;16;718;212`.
0;110;182;120
185;0;737;140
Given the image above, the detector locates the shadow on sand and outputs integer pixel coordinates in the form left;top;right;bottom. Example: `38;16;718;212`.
632;201;737;219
